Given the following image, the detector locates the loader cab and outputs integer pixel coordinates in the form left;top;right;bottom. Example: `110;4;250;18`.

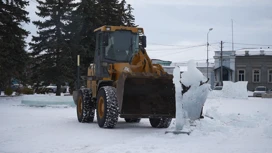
93;26;146;77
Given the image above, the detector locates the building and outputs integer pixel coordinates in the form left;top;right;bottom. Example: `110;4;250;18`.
213;51;236;86
151;59;172;66
235;49;272;91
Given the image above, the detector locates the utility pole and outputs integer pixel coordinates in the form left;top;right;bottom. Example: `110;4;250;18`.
207;28;213;80
220;41;223;86
232;19;234;51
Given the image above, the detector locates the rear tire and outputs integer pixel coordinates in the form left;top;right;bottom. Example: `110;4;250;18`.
149;118;172;128
125;118;141;123
96;86;119;128
77;89;95;123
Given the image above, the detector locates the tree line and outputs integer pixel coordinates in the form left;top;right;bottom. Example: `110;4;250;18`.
0;0;136;95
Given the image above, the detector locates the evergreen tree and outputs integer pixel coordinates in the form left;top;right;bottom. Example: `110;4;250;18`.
124;3;136;26
96;0;136;26
0;0;30;90
98;0;121;26
29;0;78;96
118;0;126;25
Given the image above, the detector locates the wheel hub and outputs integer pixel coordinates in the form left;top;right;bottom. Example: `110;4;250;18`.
98;97;104;118
77;97;83;115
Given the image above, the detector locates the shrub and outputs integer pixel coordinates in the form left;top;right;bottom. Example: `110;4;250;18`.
4;88;13;96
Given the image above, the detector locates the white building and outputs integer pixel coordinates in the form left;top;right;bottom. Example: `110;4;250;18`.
213;51;236;86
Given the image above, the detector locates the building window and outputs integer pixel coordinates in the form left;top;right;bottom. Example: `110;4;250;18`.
252;69;261;83
268;69;272;83
238;70;245;81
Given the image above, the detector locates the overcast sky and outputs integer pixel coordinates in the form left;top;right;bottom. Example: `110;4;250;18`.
24;0;272;63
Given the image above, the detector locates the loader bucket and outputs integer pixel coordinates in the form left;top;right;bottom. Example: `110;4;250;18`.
116;72;176;118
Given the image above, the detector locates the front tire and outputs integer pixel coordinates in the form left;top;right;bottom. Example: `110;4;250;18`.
77;89;95;123
149;118;172;128
96;86;119;128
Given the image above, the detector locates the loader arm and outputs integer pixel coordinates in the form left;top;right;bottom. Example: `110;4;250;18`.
130;47;166;76
130;48;153;73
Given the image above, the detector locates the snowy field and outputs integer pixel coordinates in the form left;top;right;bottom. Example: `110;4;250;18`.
0;95;272;153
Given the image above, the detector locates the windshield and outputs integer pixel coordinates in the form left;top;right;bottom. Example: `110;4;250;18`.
104;31;139;62
255;87;266;91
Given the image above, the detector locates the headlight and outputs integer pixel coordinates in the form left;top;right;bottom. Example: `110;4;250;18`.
123;67;131;72
106;27;111;31
138;29;142;33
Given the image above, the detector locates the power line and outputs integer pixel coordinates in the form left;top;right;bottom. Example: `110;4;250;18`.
152;46;217;58
149;48;198;57
149;45;209;57
148;42;219;48
209;45;220;51
224;42;272;47
148;43;221;58
172;58;214;63
148;42;218;47
148;43;188;47
148;44;210;51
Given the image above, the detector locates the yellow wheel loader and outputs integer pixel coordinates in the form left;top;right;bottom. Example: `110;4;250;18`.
73;25;176;128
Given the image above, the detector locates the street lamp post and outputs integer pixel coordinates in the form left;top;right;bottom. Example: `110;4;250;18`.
206;28;213;80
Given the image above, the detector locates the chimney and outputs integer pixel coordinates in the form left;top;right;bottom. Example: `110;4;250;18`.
245;50;249;56
260;50;265;55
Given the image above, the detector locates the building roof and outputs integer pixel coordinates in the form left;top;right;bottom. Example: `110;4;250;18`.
195;62;214;67
214;66;233;71
235;48;272;56
152;59;172;63
171;62;214;67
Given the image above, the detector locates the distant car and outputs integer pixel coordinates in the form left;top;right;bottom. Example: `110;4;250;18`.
45;84;67;93
213;86;223;90
253;86;267;97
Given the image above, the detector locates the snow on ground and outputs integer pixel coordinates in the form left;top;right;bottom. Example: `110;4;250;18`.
1;95;272;153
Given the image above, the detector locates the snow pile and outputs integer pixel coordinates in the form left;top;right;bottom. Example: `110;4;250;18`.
180;60;211;121
222;81;248;99
208;81;248;99
21;95;75;107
